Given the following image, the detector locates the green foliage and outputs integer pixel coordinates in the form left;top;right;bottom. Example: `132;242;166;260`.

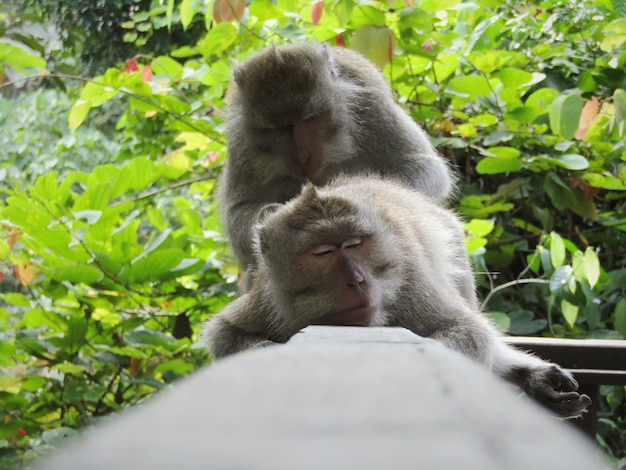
1;0;626;465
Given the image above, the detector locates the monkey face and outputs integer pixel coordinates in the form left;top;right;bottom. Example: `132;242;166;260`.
227;43;355;180
255;184;394;330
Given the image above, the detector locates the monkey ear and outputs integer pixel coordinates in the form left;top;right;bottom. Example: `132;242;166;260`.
257;203;283;224
321;43;338;78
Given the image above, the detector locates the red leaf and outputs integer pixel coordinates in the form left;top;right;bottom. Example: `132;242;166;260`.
213;0;246;23
141;65;153;83
575;96;601;140
335;35;346;47
122;58;139;73
311;1;324;25
583;184;600;201
12;264;36;286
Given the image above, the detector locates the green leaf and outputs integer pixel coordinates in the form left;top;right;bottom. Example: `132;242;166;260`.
124;330;175;348
611;88;626;138
152;56;183;80
334;0;354;26
129;248;185;282
52;265;103;284
202;23;237;59
464;219;495;237
0;239;9;260
475;157;523;174
179;0;194;29
482;146;520;159
526;88;560;113
419;0;460;12
550;265;573;294
543;172;574;211
614;299;626;338
348;5;386;28
549;94;584;140
583;247;600;288
68;100;92;130
1;293;31;307
601;18;626;51
66;316;88;349
80;81;117;106
549;232;566;268
155;358;195;375
0;43;46;72
447;75;492;97
73;210;103;225
0;376;21;394
560;299;578;328
351;26;393;69
555;154;589;170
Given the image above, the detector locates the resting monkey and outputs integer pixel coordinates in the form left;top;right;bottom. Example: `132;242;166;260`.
218;42;452;271
203;176;591;419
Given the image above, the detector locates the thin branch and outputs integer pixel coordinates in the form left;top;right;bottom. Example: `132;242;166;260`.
110;173;216;207
481;278;550;311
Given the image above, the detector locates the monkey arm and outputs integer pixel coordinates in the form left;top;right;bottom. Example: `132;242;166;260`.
202;294;277;360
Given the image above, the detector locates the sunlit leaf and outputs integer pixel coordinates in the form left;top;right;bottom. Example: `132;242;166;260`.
561;299;578;328
179;0;194;29
202;23;238;59
447;75;492;97
583;247;600;288
475;157;523;174
351;26;394;69
68;100;91;130
549;232;566;269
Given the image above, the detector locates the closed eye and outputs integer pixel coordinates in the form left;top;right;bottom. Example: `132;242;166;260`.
342;238;362;250
311;244;335;257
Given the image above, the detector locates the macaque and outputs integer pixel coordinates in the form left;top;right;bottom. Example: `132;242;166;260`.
218;42;452;271
203;176;591;419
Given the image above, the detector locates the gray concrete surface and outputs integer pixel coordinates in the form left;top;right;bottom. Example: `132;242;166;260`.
39;326;605;469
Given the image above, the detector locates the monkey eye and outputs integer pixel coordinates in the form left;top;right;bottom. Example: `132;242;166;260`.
311;245;335;257
342;238;362;250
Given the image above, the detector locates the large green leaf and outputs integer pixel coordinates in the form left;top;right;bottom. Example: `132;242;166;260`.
549;94;584;140
447;75;493;97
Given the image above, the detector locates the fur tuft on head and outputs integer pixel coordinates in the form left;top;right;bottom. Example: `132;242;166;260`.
288;183;359;232
231;44;333;124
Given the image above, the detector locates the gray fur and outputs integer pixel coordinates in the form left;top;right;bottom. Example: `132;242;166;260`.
218;43;453;270
203;176;590;419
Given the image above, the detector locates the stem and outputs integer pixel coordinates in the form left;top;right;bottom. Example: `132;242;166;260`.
481;278;550;311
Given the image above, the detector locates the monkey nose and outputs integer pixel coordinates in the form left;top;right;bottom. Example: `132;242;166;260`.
347;273;365;290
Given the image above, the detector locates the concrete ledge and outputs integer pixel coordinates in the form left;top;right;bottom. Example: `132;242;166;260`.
39;327;604;469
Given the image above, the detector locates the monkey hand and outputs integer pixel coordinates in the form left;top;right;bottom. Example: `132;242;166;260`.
523;364;591;419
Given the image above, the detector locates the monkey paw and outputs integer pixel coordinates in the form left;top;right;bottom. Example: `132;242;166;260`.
524;364;592;419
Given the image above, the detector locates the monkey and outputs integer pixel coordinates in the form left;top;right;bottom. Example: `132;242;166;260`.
218;42;453;272
203;175;591;419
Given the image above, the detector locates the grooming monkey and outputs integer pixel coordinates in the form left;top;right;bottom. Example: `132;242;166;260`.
218;42;452;271
203;176;591;419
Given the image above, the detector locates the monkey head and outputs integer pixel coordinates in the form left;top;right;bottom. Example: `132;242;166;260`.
226;43;356;180
253;183;402;330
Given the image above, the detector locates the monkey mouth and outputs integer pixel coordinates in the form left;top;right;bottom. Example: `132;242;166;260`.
313;304;376;327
